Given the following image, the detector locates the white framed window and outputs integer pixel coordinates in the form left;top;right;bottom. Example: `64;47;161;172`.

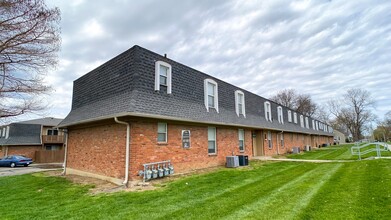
293;112;297;124
0;128;2;137
267;131;272;149
155;61;172;94
316;121;319;130
208;127;217;154
235;90;246;117
238;129;245;152
264;101;272;121
277;106;284;124
305;117;309;129
204;79;219;112
5;126;9;139
287;110;292;122
157;122;167;143
280;133;284;148
300;115;304;127
312;120;315;130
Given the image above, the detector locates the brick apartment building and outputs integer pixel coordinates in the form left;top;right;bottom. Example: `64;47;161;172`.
0;117;65;161
59;45;333;185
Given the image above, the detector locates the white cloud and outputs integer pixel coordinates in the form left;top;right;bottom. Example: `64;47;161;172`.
33;0;391;122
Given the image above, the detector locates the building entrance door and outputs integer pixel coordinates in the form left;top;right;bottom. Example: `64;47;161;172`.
252;130;264;156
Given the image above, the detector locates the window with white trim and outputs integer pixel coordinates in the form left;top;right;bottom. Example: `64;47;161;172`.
235;90;245;117
280;133;284;148
157;122;167;143
267;131;272;149
312;120;315;130
277;106;284;124
305;117;309;129
208;127;217;154
293;112;297;124
287;110;292;122
238;129;245;152
264;101;272;121
316;121;319;130
155;61;172;94
204;79;219;112
2;127;5;137
5;126;9;138
300;115;304;127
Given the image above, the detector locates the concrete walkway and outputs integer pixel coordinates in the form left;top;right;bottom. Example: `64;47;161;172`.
253;156;354;163
0;163;62;177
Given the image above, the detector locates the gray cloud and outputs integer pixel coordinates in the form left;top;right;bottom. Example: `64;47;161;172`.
19;0;390;123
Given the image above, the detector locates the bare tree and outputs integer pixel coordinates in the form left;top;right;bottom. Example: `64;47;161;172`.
270;89;318;117
374;111;391;141
269;89;296;109
328;88;375;141
0;0;60;119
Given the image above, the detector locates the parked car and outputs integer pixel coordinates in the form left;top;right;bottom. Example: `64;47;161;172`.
0;155;33;168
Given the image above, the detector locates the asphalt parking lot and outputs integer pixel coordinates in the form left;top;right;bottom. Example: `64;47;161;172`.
0;163;62;177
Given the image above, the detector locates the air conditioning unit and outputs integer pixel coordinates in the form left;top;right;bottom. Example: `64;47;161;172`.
305;145;311;151
238;155;249;166
226;156;239;168
292;147;300;154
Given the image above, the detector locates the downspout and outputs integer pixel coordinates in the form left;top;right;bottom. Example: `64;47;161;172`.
114;117;130;187
61;129;68;175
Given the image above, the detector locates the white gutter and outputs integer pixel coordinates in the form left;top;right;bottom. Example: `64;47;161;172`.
114;117;130;187
61;129;68;175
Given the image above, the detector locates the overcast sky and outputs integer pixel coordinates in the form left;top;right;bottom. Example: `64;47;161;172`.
14;0;391;124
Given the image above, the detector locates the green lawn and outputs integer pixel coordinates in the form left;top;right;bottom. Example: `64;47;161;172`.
1;147;391;219
286;144;391;160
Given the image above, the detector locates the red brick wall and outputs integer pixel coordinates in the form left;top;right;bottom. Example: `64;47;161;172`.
66;119;333;181
261;132;333;155
67;123;126;179
6;145;42;160
130;120;253;179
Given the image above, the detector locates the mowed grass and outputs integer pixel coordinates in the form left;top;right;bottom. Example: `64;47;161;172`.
287;144;391;160
1;149;391;219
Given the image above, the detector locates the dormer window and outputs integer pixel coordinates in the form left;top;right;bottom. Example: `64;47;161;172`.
293;112;297;124
204;79;219;112
287;110;292;122
312;120;315;130
235;90;245;117
277;106;284;124
300;115;304;127
305;117;309;129
264;101;272;121
155;61;172;94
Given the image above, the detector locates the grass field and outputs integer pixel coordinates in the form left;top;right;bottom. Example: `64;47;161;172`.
287;143;391;160
1;145;391;219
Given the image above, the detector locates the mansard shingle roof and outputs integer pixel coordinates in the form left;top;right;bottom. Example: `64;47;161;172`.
0;124;41;146
59;45;332;136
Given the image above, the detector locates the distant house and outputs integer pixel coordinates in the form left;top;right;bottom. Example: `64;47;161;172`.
333;130;346;145
0;117;65;161
59;45;334;185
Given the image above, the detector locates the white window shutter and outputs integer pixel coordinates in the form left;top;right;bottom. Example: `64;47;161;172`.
154;62;160;91
204;80;209;111
167;65;172;94
235;92;239;116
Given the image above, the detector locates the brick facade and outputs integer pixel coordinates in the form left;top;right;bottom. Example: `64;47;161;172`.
3;145;42;160
66;122;126;179
66;118;332;182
